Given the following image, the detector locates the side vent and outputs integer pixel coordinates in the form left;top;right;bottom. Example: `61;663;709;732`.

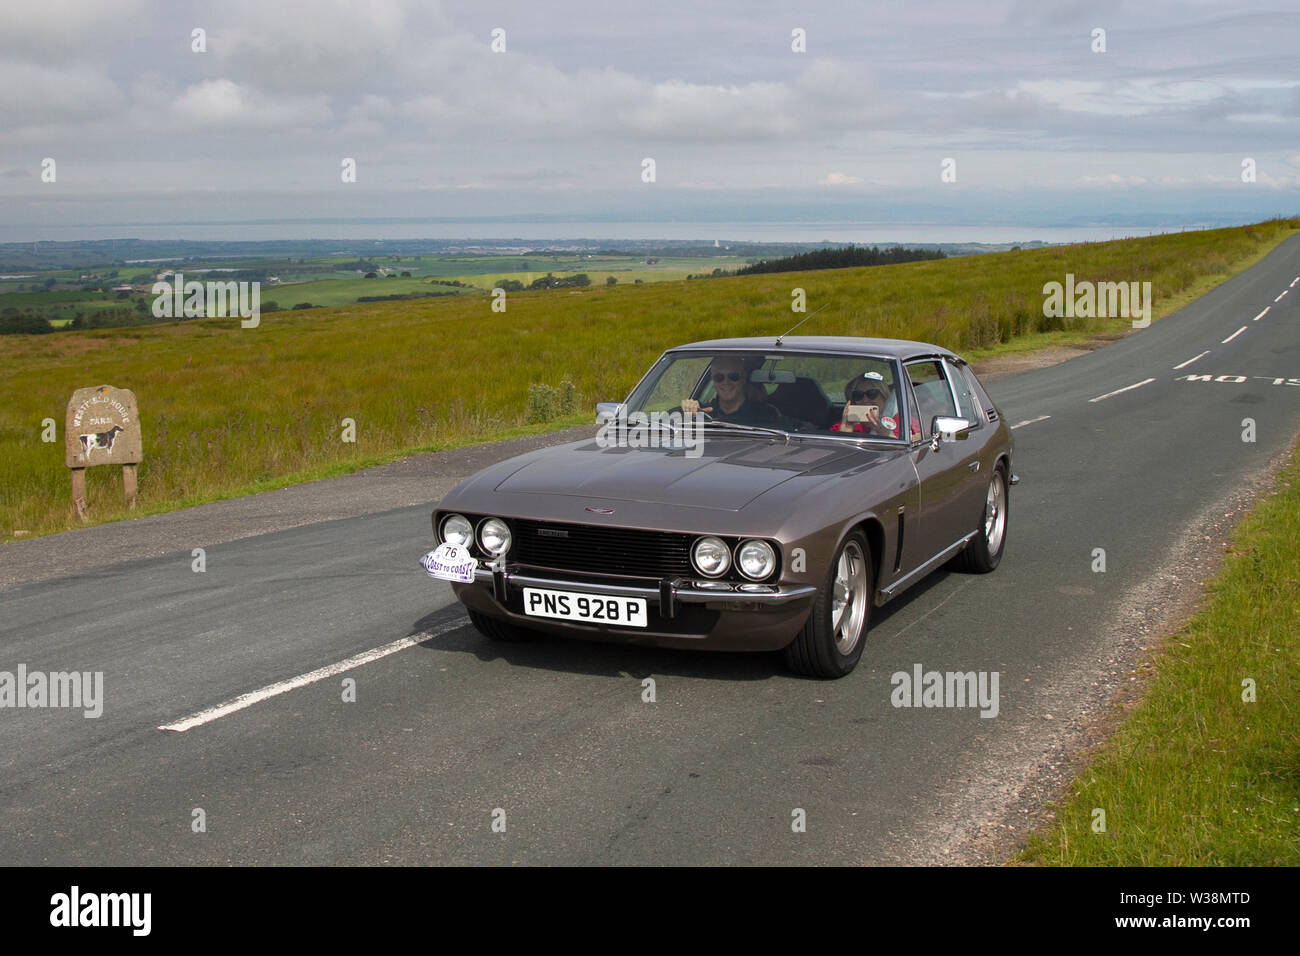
893;512;905;573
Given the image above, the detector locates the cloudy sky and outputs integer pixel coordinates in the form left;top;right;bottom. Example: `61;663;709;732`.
1;0;1297;239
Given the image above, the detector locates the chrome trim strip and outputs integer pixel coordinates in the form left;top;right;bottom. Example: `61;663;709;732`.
878;530;979;600
466;567;817;606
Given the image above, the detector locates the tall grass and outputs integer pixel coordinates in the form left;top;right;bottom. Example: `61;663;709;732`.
1;218;1296;540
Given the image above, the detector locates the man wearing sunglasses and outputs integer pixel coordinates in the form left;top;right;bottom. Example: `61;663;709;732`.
831;371;902;438
680;355;781;426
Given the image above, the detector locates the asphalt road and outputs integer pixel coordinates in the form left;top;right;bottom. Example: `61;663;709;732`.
2;237;1298;865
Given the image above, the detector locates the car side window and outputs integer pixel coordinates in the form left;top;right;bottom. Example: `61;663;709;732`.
962;364;997;422
904;381;924;440
946;360;981;426
906;361;957;436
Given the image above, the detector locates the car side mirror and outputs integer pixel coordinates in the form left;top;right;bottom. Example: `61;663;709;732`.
596;402;626;424
932;416;971;444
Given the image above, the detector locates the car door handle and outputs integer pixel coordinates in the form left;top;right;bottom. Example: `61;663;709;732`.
968;461;980;473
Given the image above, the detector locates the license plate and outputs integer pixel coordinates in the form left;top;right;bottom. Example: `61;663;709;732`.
522;588;648;628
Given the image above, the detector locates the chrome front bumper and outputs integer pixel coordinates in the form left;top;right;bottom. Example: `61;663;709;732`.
468;565;817;618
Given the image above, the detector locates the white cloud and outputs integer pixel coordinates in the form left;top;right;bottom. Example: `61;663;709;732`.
2;0;1298;225
170;80;331;129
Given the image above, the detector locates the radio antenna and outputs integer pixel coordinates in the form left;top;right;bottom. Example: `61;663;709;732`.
775;303;828;347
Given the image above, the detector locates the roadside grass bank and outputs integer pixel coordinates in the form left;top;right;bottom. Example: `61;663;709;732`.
1018;440;1300;866
2;218;1296;542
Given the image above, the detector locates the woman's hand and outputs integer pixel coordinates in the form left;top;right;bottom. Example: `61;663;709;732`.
842;404;884;432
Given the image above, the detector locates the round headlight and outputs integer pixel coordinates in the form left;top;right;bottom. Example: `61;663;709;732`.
736;539;777;581
692;536;731;577
478;517;512;556
440;513;473;548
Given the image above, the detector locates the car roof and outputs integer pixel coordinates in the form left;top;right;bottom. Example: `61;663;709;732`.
669;335;965;363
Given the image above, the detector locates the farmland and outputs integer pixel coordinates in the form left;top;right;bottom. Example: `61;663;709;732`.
1;218;1296;541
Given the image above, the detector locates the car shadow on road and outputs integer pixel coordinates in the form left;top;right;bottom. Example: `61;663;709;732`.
407;606;778;682
405;567;959;682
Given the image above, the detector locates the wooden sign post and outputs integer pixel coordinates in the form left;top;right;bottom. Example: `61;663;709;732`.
65;385;143;521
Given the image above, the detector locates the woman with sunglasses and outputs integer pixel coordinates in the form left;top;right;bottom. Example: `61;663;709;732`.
680;356;780;426
831;372;902;438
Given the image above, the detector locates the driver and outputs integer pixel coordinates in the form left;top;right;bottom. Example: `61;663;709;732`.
680;355;780;426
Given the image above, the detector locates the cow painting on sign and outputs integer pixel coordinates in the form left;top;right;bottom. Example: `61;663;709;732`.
78;425;125;458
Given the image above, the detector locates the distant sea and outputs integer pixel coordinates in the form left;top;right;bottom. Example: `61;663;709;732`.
0;220;1187;245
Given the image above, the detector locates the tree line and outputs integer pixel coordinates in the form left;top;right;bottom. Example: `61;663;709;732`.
734;245;945;276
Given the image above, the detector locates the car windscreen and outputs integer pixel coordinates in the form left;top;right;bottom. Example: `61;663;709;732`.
625;350;908;439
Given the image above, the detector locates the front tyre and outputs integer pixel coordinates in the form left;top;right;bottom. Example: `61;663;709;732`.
955;466;1008;573
783;531;871;679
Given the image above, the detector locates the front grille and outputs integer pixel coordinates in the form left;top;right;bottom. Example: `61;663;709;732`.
512;519;694;579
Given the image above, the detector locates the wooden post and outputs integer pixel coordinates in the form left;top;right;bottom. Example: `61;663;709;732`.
70;468;88;521
122;463;138;510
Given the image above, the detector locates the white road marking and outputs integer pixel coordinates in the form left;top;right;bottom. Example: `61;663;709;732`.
158;619;465;732
1088;378;1156;403
1291;277;1299;288
1276;291;1289;302
1173;351;1210;370
1222;326;1247;344
1253;307;1270;321
1010;415;1051;430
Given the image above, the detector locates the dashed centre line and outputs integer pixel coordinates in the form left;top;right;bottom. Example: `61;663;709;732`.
1222;326;1247;344
1276;291;1289;303
1010;415;1051;430
1253;307;1270;321
1291;276;1299;288
1088;378;1156;404
1173;351;1210;370
158;619;465;732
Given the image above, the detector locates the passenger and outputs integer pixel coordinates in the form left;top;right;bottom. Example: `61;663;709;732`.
831;372;905;438
681;356;780;426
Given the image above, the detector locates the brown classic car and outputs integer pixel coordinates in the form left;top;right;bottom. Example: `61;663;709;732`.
424;336;1017;678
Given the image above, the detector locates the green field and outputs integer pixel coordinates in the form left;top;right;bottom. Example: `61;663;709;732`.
1019;440;1300;865
1;252;741;323
1;218;1296;541
259;277;470;309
